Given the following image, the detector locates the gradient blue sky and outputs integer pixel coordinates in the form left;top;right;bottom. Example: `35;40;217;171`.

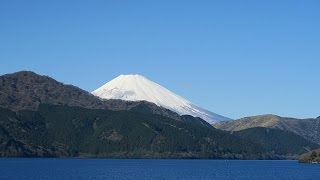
1;0;319;119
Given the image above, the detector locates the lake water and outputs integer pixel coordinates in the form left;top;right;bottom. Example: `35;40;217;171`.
0;159;319;180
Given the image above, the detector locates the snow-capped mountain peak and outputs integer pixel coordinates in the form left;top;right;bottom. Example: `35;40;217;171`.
92;74;230;123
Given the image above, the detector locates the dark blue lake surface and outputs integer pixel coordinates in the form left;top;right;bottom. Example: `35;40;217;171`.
0;159;319;180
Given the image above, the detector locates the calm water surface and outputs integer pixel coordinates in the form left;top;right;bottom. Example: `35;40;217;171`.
0;159;319;180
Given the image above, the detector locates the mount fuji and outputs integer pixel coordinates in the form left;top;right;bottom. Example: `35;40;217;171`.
92;74;230;123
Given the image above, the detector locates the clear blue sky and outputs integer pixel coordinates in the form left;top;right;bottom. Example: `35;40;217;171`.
1;0;319;119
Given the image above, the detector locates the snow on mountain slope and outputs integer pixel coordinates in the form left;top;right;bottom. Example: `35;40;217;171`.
92;74;230;123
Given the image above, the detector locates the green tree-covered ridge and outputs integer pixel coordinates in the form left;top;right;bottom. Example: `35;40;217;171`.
1;104;266;159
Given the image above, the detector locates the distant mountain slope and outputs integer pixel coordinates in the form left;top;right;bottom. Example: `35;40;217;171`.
234;127;319;156
92;74;230;123
214;115;320;145
214;115;282;131
0;104;265;159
